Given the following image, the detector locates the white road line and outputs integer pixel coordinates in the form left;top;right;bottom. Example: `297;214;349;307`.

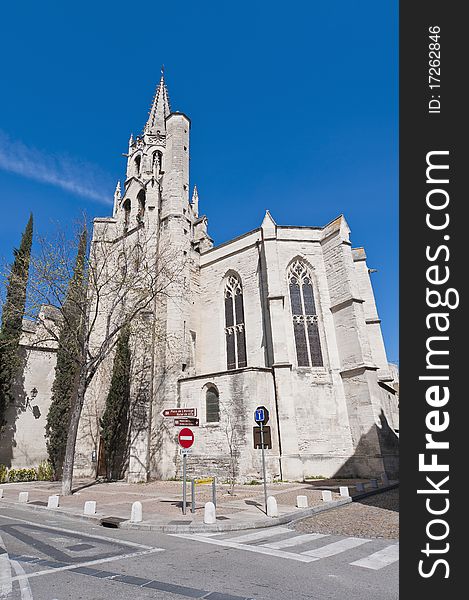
0;513;153;550
0;533;12;597
171;533;317;563
11;560;34;600
350;544;399;570
302;537;371;558
10;547;164;583
224;527;293;544
262;533;329;549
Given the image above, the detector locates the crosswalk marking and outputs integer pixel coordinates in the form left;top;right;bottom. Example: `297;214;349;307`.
302;537;371;558
11;560;34;600
350;544;399;570
262;533;329;549
1;533;13;596
227;526;293;544
170;529;398;570
172;533;316;562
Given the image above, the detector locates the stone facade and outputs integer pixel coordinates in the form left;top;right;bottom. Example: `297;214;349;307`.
4;74;399;481
0;306;60;468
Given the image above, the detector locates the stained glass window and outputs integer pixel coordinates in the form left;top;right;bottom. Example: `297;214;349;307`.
288;260;323;367
224;274;247;370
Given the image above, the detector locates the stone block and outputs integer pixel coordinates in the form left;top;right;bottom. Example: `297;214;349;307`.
83;500;96;515
296;495;308;508
267;496;278;517
355;482;365;492
370;479;379;489
204;501;216;524
322;490;333;502
47;495;60;509
18;492;29;503
339;486;350;497
131;501;143;523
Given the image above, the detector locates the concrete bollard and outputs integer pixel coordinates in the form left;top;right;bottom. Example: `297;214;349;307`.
266;496;278;517
339;486;350;497
296;495;308;509
0;489;3;499
381;473;389;486
83;500;96;515
130;501;143;523
47;495;60;509
18;492;29;503
356;482;365;492
370;479;379;489
322;490;333;502
204;501;216;524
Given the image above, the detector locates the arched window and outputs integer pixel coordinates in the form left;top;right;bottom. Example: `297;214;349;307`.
224;274;247;370
288;260;323;367
137;189;146;221
152;150;163;176
123;198;131;231
206;386;220;423
134;155;141;176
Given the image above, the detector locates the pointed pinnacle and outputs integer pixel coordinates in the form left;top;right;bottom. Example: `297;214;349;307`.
144;72;171;133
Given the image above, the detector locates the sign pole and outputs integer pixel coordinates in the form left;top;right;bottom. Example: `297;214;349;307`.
182;452;187;515
260;420;268;514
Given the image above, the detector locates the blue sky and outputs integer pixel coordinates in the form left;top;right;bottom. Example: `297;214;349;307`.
0;1;398;362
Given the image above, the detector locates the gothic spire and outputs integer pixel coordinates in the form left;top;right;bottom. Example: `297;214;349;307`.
144;68;171;134
191;185;199;217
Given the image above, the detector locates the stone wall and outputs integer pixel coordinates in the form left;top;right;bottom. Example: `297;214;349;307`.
0;306;59;468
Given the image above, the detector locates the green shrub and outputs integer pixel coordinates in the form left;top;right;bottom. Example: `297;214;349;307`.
7;467;37;482
0;464;7;483
37;460;54;481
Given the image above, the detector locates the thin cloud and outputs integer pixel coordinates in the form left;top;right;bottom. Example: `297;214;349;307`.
0;130;113;204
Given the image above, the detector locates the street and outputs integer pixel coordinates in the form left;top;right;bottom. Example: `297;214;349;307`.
0;504;398;600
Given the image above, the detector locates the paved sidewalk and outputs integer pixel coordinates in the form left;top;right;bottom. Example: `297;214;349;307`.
0;477;397;533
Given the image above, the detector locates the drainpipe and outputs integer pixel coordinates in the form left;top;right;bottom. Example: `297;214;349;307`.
257;237;283;481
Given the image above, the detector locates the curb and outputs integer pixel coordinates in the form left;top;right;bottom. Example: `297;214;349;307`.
119;497;353;533
351;482;399;502
0;496;352;534
0;499;103;526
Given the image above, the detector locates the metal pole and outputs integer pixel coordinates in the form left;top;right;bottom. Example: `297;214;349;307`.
182;452;187;515
260;421;268;514
212;477;216;508
191;478;195;514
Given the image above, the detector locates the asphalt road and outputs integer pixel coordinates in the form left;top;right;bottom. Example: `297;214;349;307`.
0;504;398;600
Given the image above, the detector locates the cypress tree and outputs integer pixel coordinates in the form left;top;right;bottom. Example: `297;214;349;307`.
100;325;131;480
0;214;33;428
45;226;87;478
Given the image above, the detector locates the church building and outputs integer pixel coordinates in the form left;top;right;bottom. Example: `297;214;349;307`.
4;74;399;482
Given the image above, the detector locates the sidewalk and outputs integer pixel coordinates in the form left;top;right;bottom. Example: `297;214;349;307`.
0;477;397;533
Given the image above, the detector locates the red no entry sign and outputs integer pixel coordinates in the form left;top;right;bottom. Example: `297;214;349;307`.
178;427;194;449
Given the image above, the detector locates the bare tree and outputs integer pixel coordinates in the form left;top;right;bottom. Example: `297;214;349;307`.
220;400;244;496
27;220;183;495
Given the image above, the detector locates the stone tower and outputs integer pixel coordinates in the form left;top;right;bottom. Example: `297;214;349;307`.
75;73;212;481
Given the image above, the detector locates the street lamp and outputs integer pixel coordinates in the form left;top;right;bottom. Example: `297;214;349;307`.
26;387;40;419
